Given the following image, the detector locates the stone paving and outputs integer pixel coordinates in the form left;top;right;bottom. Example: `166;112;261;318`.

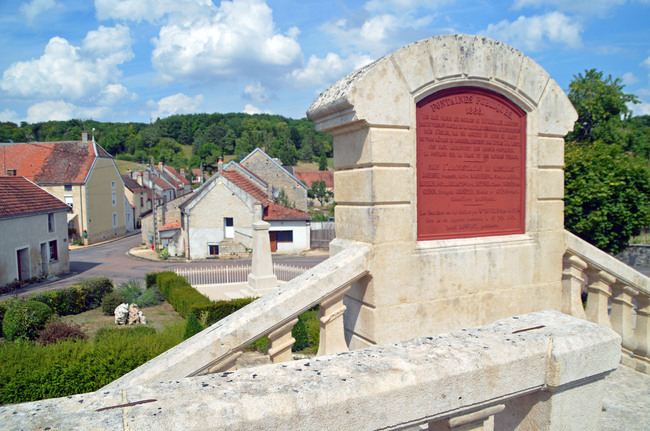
601;364;650;431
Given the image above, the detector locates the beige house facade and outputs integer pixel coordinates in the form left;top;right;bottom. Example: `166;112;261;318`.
3;139;127;245
0;177;71;285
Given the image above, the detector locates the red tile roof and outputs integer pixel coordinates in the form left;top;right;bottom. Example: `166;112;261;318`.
121;174;149;193
163;166;190;185
222;170;269;204
0;176;71;219
295;171;334;189
159;222;181;231
264;202;310;220
3;141;112;185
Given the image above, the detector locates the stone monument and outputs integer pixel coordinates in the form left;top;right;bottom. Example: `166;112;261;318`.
307;34;577;349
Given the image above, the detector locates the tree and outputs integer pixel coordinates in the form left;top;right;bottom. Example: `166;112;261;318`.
567;69;638;144
308;180;332;206
318;154;328;171
565;141;650;254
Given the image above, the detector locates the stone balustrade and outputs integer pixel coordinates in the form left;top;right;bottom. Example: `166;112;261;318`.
103;242;370;390
563;230;650;374
1;311;621;430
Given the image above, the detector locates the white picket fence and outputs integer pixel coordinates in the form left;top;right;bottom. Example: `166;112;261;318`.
174;264;308;286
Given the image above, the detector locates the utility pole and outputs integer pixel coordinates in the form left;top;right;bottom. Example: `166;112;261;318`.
150;157;159;251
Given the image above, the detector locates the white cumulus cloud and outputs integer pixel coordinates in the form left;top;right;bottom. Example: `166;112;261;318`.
291;52;374;88
148;93;204;119
20;0;57;25
148;0;301;81
0;25;134;104
243;104;272;115
481;11;582;52
0;109;20;123
243;82;271;103
512;0;627;17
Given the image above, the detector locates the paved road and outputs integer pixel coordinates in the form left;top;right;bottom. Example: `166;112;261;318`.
2;234;329;298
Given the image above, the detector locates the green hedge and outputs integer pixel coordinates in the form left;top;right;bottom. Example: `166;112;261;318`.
29;278;113;317
191;297;257;326
154;272;211;318
0;322;185;405
2;299;53;341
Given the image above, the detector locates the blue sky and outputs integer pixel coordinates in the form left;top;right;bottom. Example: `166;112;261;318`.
1;0;649;124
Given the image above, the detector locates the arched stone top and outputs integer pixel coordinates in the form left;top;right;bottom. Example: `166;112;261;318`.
307;34;576;137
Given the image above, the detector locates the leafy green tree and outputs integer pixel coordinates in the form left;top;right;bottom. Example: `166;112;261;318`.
567;69;638;144
308;180;332;206
318;154;328;171
565;141;650;254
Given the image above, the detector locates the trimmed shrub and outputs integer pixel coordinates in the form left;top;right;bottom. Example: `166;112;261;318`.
292;316;309;351
184;313;204;340
0;302;7;335
101;292;123;316
2;299;53;341
191;297;257;326
145;272;158;289
30;277;113;316
37;320;87;345
0;321;185;404
155;272;211;318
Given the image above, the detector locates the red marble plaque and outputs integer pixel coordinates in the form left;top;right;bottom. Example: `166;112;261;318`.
417;87;526;240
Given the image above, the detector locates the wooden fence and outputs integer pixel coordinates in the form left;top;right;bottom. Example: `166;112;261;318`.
174;263;309;286
311;222;336;249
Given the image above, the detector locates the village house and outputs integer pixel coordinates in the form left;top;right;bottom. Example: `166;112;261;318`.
0;176;71;284
122;171;156;229
140;154;311;259
2;136;127;245
240;148;309;211
131;162;192;204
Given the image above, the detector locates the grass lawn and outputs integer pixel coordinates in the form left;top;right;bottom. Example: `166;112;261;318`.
62;302;184;340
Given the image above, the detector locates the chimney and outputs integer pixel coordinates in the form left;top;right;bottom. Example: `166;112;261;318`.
218;157;223;174
180;168;185;177
126;169;132;176
261;147;266;153
81;132;88;142
137;171;143;186
158;162;163;171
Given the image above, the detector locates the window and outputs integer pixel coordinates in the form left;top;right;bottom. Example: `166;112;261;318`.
112;212;118;228
47;213;55;232
208;244;219;256
140;196;144;207
64;195;73;208
112;191;117;206
49;240;58;261
276;231;293;242
111;181;116;189
224;217;234;239
64;184;72;192
6;169;16;176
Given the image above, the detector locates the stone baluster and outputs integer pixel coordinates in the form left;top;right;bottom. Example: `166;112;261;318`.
634;294;650;373
584;268;615;328
610;282;638;354
266;318;298;363
428;404;505;431
207;351;243;373
561;253;588;319
317;288;350;356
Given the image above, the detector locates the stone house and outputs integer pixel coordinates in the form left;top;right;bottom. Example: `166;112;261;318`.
0;176;71;284
2;138;127;245
240;148;309;211
122;172;154;228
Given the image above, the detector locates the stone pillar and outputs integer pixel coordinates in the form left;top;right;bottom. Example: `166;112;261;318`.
633;294;650;373
610;282;638;353
584;269;614;328
246;220;278;296
561;253;588;319
266;318;298;363
317;289;350;356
